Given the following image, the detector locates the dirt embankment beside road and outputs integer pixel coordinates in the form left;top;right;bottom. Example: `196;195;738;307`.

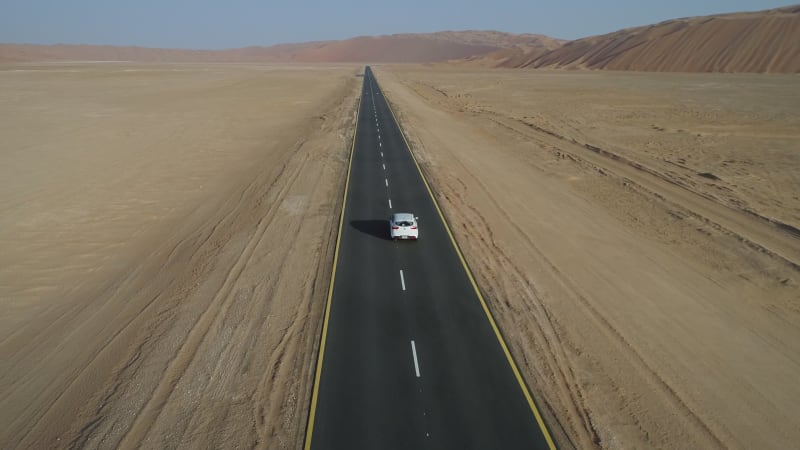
375;66;800;449
0;63;360;449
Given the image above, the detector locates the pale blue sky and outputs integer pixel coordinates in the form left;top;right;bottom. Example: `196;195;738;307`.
1;0;794;49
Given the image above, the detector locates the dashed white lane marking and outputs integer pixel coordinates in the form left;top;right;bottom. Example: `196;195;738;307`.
385;178;388;187
380;152;384;157
382;163;386;171
411;340;421;378
389;199;392;209
379;142;382;147
400;269;406;290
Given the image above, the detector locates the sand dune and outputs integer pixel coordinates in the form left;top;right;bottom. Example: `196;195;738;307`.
4;5;797;72
454;46;558;68
0;31;560;64
268;35;497;63
449;33;565;68
521;5;800;73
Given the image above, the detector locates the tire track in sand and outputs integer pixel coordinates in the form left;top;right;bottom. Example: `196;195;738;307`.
10;146;281;449
117;148;312;450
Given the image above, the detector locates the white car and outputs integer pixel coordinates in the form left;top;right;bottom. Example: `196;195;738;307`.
389;213;419;240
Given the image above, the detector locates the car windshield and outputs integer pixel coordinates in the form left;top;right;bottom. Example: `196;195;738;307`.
397;221;412;226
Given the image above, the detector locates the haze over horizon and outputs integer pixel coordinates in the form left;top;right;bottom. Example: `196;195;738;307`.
2;0;795;49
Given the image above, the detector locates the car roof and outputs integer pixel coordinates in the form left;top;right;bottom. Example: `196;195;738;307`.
392;213;415;221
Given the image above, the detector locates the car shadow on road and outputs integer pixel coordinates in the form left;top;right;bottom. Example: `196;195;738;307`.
350;219;391;240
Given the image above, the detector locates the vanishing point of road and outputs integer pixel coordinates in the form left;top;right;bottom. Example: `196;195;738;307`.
305;66;556;450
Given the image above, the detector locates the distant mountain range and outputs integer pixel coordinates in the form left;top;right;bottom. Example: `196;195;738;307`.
2;5;798;73
0;31;561;65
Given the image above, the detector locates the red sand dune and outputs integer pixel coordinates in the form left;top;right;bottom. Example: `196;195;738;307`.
453;44;563;68
3;5;796;72
520;5;800;73
0;31;557;64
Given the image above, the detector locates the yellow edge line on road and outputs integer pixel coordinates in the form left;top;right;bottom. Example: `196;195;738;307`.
380;80;558;450
303;91;361;450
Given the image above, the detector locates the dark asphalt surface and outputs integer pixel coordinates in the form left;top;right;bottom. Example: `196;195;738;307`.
308;67;554;450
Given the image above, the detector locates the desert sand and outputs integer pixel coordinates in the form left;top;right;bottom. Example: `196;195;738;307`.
0;63;360;449
523;5;800;73
3;60;799;450
374;65;800;449
0;32;560;65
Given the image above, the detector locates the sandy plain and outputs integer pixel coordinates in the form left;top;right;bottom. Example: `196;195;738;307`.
0;63;360;449
375;66;800;449
2;61;799;450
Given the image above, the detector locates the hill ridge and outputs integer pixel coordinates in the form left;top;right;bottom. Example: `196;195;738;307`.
0;31;560;64
518;4;800;73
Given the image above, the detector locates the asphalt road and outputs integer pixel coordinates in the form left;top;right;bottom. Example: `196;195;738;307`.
306;67;555;450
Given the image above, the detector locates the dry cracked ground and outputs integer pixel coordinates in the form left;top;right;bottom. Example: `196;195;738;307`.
1;62;799;449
